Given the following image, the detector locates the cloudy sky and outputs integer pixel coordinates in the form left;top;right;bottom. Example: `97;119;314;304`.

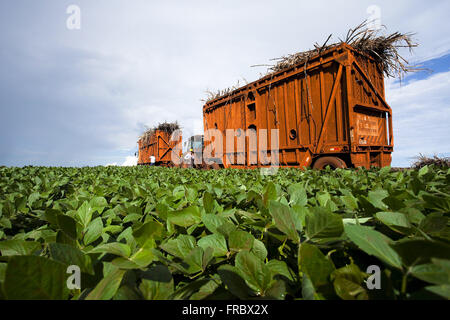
0;0;449;167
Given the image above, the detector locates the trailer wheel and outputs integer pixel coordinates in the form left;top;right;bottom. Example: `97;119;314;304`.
313;157;347;170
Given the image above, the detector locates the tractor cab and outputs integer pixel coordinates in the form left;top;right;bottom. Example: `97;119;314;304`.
181;135;204;167
186;135;204;153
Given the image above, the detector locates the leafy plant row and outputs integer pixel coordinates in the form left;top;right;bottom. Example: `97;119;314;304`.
0;165;449;300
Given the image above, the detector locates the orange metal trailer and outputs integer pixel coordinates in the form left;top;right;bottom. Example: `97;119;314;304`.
203;43;393;169
137;130;182;166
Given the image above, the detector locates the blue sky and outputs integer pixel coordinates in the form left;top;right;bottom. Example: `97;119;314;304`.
0;0;449;168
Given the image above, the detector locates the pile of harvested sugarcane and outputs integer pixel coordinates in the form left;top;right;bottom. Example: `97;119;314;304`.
204;79;248;102
139;121;181;144
206;21;419;102
412;154;450;169
269;21;419;78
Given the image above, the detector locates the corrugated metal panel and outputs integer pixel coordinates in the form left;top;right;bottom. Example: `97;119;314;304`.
203;43;393;169
137;130;182;166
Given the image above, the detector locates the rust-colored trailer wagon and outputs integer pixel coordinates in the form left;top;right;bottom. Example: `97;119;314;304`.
203;43;393;169
137;130;182;166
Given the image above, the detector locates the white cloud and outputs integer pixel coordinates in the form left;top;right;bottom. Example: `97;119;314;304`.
121;156;138;167
105;162;118;167
386;71;450;167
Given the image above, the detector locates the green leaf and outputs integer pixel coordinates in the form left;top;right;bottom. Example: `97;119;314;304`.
202;247;214;271
392;239;450;267
90;197;108;214
176;235;197;257
265;280;286;300
89;243;131;258
84;217;103;245
433;258;450;271
424;285;450;299
56;230;77;246
202;213;227;234
216;222;237;238
130;246;156;267
301;273;323;300
376;212;412;234
299;243;335;292
76;201;94;230
86;267;126;300
49;243;94;275
331;264;368;300
367;189;389;210
341;195;358;210
0;240;41;256
288;183;308;207
403;208;425;225
419;214;448;234
160;235;196;259
266;260;295;282
123;214;141;223
192;279;222;300
198;234;228;257
251;239;268;262
110;258;140;269
218;264;254;299
422;194;450;212
228;230;255;252
344;224;402;269
305;207;344;242
44;208;60;226
0;217;11;229
113;285;142;300
27;192;40;208
103;225;123;235
262;182;277;207
268;201;301;243
411;260;450;285
140;277;174;300
418;165;429;177
167;206;201;228
139;265;174;300
3;256;69;300
112;245;155;269
169;279;210;300
181;247;205;274
342;218;372;225
235;251;273;295
203;191;215;213
316;192;331;207
0;263;6;283
159;239;183;259
332;277;367;300
133;220;164;246
57;214;78;240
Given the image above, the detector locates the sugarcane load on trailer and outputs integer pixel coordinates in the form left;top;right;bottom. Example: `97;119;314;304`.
138;22;419;169
137;122;182;167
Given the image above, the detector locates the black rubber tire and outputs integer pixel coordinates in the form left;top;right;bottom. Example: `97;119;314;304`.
313;157;347;170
